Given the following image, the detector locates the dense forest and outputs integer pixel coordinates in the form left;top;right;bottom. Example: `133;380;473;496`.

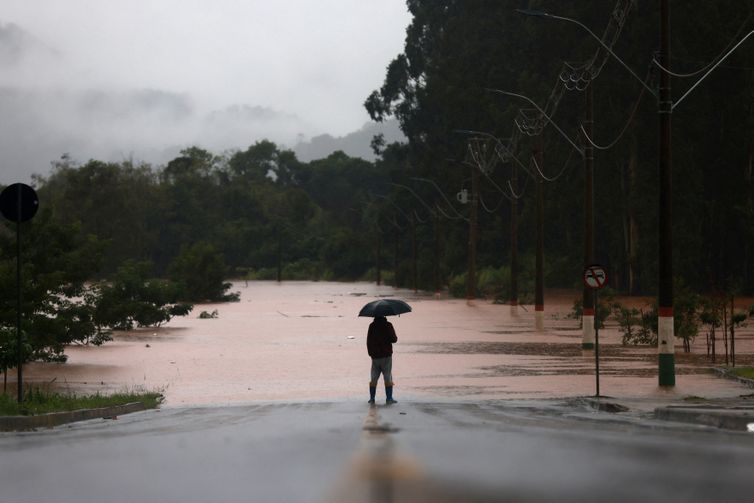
1;0;753;364
367;0;754;297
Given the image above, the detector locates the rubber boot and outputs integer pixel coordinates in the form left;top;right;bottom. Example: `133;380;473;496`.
368;383;376;404
385;383;397;404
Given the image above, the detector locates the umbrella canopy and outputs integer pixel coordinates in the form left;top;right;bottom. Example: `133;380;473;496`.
358;299;412;317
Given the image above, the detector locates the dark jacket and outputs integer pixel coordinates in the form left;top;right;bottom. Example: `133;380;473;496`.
367;318;398;358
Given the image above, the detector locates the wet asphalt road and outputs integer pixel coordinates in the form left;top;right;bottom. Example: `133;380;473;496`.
1;400;753;502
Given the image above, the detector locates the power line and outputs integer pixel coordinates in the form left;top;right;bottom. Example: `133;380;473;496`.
579;80;646;150
479;193;506;214
651;13;753;78
410;177;469;220
530;149;576;182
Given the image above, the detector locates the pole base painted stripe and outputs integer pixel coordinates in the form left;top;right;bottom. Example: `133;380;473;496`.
582;315;595;348
535;304;544;312
535;311;544;330
659;353;675;386
582;307;595;316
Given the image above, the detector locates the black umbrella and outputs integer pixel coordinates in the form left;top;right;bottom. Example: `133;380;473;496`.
358;299;412;317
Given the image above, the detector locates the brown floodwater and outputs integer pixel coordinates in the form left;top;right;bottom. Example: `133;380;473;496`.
14;281;754;405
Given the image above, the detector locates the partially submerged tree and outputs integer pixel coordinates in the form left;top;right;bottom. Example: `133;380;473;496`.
94;260;193;331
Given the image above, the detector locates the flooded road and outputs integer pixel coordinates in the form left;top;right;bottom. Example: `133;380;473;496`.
19;281;754;405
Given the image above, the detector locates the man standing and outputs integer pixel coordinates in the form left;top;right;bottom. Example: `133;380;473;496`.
367;315;398;405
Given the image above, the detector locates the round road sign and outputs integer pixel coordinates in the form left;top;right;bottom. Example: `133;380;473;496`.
0;183;39;223
583;264;608;290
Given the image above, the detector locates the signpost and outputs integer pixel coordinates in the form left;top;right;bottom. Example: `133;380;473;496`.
0;183;39;403
583;264;608;397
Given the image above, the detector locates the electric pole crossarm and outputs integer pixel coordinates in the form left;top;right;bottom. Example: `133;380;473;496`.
516;9;657;98
486;89;585;157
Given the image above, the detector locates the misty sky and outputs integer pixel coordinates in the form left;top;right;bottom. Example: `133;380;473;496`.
0;1;410;183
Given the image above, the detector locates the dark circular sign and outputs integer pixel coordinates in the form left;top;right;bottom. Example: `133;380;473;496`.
0;183;39;223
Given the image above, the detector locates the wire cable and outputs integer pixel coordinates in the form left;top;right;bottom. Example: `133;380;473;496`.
530;149;576;182
479;193;506;213
652;14;752;78
392;182;467;222
410;177;468;220
579;83;646;151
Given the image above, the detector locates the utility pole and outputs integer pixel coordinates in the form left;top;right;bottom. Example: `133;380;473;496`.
510;163;519;315
658;0;675;386
582;82;596;349
534;137;545;330
467;162;480;302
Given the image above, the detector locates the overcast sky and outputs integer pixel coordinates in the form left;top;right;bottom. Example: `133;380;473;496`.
0;1;410;182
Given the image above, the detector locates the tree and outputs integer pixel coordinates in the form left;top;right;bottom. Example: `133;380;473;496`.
0;209;106;363
94;260;193;330
168;242;238;302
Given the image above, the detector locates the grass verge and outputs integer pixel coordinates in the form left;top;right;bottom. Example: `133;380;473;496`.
730;366;754;380
0;388;163;416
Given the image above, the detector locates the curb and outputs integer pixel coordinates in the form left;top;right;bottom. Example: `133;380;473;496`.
654;406;754;431
711;367;754;390
580;397;629;413
0;402;148;432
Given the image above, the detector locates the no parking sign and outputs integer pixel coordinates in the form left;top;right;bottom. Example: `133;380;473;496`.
583;264;608;290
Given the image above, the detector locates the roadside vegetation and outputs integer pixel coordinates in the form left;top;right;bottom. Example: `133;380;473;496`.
730;367;754;380
0;388;162;416
568;285;752;366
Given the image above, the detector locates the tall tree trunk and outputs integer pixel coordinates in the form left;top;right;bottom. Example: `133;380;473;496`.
746;80;753;287
394;225;400;288
411;212;417;293
276;227;282;283
434;207;440;294
722;301;729;366
627;133;639;295
376;233;381;286
730;295;736;367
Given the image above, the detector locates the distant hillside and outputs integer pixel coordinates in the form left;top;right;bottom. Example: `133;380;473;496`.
292;119;405;162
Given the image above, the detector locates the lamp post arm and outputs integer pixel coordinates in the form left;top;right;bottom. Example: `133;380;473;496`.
516;9;656;97
486;89;585;156
672;30;754;110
